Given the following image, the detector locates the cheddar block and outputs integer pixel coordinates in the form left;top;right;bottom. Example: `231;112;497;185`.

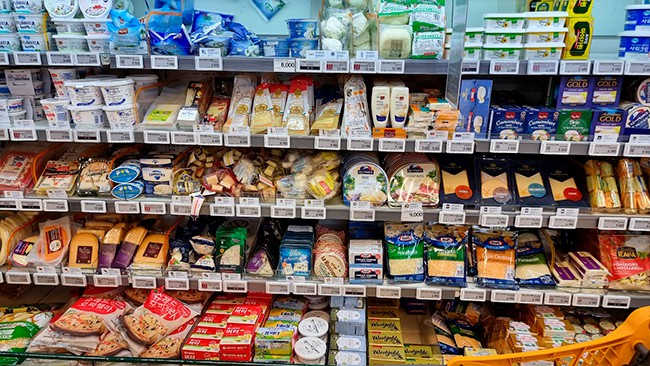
112;227;147;269
132;233;169;269
68;233;99;268
103;227;125;245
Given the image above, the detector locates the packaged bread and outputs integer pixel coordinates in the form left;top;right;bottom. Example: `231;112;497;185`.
585;160;621;212
615;158;650;214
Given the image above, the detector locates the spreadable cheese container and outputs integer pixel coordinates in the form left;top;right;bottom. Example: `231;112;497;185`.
484;13;526;30
619;31;650;60
482;45;523;60
524;27;567;44
483;29;525;45
625;5;650;31
523;42;564;59
465;27;484;46
524;11;568;29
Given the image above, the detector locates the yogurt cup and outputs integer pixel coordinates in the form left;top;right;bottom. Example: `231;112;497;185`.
286;18;318;39
6;97;23;111
482;44;523;60
0;0;10;12
11;0;44;13
524;27;567;44
18;33;49;51
65;79;103;106
85;34;109;52
98;78;134;106
103;103;137;130
79;0;111;19
82;19;109;34
484;13;525;30
53;19;86;35
32;80;43;94
13;12;46;33
49;68;77;98
0;33;20;51
44;0;78;19
8;110;26;125
53;34;89;52
524;11;568;29
0;13;16;32
625;5;650;31
40;97;71;128
465;27;484;46
290;38;318;58
68;104;104;126
619;31;650;60
523;42;564;59
484;29;525;45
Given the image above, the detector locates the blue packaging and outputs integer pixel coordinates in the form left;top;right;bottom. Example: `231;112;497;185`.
108;159;140;184
618;31;650;60
591;76;622;107
513;161;553;207
286;18;318;39
458;79;493;138
250;0;286;22
228;22;261;57
108;9;148;54
111;180;144;200
141;155;174;196
489;105;526;139
590;108;626;137
625;5;650;31
277;245;312;277
523;106;558;140
556;76;592;109
620;102;650;136
262;37;290;57
290;38;318;58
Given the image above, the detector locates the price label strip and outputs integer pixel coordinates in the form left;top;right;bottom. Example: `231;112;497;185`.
416;287;442;301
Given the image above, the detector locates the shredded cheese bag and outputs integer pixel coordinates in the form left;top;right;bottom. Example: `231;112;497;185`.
472;228;517;290
515;230;555;287
424;224;468;287
385;223;424;281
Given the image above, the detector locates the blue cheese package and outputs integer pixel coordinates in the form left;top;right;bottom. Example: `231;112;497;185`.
278;245;312;276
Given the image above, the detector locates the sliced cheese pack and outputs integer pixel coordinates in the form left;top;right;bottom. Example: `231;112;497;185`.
28;216;74;267
439;157;478;205
476;158;514;206
546;161;588;207
513;161;553;206
68;232;99;269
131;233;169;270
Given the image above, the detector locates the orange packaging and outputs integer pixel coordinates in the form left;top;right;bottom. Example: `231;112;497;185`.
372;128;407;139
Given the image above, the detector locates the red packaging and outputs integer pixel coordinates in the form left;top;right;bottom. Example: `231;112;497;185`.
191;326;225;339
219;324;255;362
212;295;247;304
198;313;229;329
227;305;263;325
205;303;237;314
181;337;221;360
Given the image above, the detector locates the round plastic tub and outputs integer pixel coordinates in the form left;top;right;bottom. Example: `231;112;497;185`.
286;18;318;39
18;33;48;52
523;42;564;59
625;5;650;31
85;34;109;52
525;27;567;44
98;78;134;106
0;13;16;33
103;103;137;130
482;44;523;60
13;13;46;33
290;38;318;58
40;98;71;128
53;19;86;35
49;68;77;98
524;11;568;29
79;0;111;19
483;29;525;45
44;0;79;18
6;97;23;112
0;34;20;51
65;79;104;106
483;13;525;30
82;19;109;34
53;34;89;52
68;104;105;126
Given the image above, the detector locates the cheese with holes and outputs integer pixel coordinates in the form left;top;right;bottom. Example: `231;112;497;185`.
132;233;169;269
68;233;99;268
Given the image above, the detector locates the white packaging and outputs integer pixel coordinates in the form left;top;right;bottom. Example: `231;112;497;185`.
484;13;525;30
294;337;327;363
379;24;412;59
348;239;383;266
298;317;329;338
40;97;71;129
412;31;444;59
6;98;23;112
103;103;137;130
79;0;111;19
53;19;86;35
464;46;481;60
482;44;523;60
390;86;409;128
49;68;77;98
0;13;16;33
53;34;89;52
483;29;525;45
97;78;134;106
524;11;568;29
371;85;390;128
65;79;103;106
18;33;49;52
8;109;25;125
523;42;564;59
0;33;20;52
465;27;484;46
85;34;109;52
524;27;567;44
13;13;45;33
44;0;79;19
68;104;105;127
82;19;109;34
12;0;44;13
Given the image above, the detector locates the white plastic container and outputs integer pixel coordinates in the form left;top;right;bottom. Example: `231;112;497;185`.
40;97;71;129
49;68;77;98
371;85;390;128
0;14;16;33
465;27;484;46
85;34;109;52
103;103;137;130
483;29;525;45
483;13;525;30
13;13;45;33
53;34;89;52
524;27;567;44
619;31;650;60
68;104;104;127
524;11;568;29
0;0;9;12
523;42;564;59
18;33;48;51
0;34;21;51
128;74;159;100
11;0;44;13
82;19;109;34
482;44;523;60
98;78;134;106
298;317;329;339
65;79;103;106
294;337;326;364
390;86;409;129
79;0;111;19
53;19;86;35
44;0;79;18
464;46;481;60
85;74;116;81
6;97;23;112
8;110;25;125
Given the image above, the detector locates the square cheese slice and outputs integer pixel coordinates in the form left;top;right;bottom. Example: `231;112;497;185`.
549;177;577;201
442;170;470;196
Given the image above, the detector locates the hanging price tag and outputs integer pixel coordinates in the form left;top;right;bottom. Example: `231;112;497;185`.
0;199;18;210
0;129;8;141
438;211;466;225
93;274;120;288
33;273;59;286
350;60;377;73
446;139;474;154
378;138;406;152
81;200;107;213
461;59;480;74
171;131;197;145
5;272;30;285
560;60;590;75
140;201;167;215
301;200;326;220
514;208;543;228
115;54;144;69
0;52;8;65
548;215;578;229
593;60;624;75
61;274;87;287
273;58;296;72
143;130;170;144
170;203;192;216
540;140;571;155
9;128;36;141
460;288;486;302
625;61;650;75
198;278;223;292
266;281;291;295
544;292;572;306
323;59;349;73
378;60;405;74
480;214;509;228
236;204;262;218
195;56;223;71
315;136;341;150
527;60;559;75
74;53;101;66
165;277;190;291
106;130;135;143
376;286;401;299
43;199;68;212
572;294;601;307
210;203;235;217
151;55;178;69
13;52;41;65
490;60;520;75
624;143;650;157
46;129;73;142
350;202;375;222
271;205;296;219
264;128;290;148
416;287;442;301
597;217;628;230
46;52;74;66
18;199;42;211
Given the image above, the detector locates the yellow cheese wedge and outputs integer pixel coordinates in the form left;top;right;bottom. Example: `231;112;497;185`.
549;177;577;201
91;214;124;223
68;233;99;268
76;229;107;243
515;173;543;198
132;233;169;269
481;172;508;199
103;227;125;245
442;170;470;195
84;221;114;230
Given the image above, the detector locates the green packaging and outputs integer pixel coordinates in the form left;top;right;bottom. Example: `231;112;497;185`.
556;109;593;141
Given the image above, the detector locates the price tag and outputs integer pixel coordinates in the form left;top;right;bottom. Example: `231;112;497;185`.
47;52;74;66
460;288;487;302
0;52;8;65
416;287;442;301
164;277;190;291
401;202;424;222
376;286;401;299
237;204;262;218
170;203;192;216
438;211;466;225
446;140;474;154
540;140;571;155
150;55;178;69
81;200;107;213
461;59;480;74
74;52;101;66
43;199;68;212
46;129;73;142
347;137;374;151
343;285;366;297
491;290;517;303
18;199;42;211
593;60;624;75
0;199;18;211
264;135;290;148
624;143;650;157
198;279;223;292
415;139;443;153
5;272;30;285
198;132;223;146
172;195;192;205
560;60;591;75
625;61;650;75
350;60;377;73
490;139;520;154
514;215;543;228
144;130;170;144
548;215;578;229
114;201;140;214
73;130;101;143
602;295;631;309
629;217;650;231
140;201;167;215
356;50;378;60
572;294;601;307
106;130;135;143
323;60;349;73
296;59;323;73
379;138;406;152
544;292;572;306
223;280;248;293
378;60;405;74
318;284;343;296
210;203;235;217
195;56;223;71
480;214;509;228
293;283;317;295
314;136;341;150
517;291;544;305
527;60;559;75
598;217;628;230
350;203;375;222
266;281;291;295
61;274;87;287
4;191;23;199
301;206;327;220
225;134;251;147
115;54;144;69
13;52;41;65
93;274;120;287
273;58;296;72
271;206;296;219
589;142;620;156
0;129;8;140
170;131;197;145
132;276;157;289
490;60;520;75
9;128;36;141
33;273;59;286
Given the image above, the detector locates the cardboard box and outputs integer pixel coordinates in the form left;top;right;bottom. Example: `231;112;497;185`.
562;17;593;60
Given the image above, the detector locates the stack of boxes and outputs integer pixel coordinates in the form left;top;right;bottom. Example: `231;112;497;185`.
255;296;307;364
348;240;384;285
329;297;367;366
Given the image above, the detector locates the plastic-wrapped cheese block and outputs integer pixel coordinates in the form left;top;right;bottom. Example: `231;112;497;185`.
343;153;388;207
379;24;412;58
0;150;37;193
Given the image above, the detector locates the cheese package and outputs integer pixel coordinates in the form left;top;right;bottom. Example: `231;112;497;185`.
99;227;125;268
546;161;588;207
551;260;582;288
283;80;310;136
342;76;371;137
476;158;514;206
140;155;174;196
615;159;650;214
385;223;425;282
439;156;478;205
28;216;73;266
0;150;37;192
557;109;593;141
250;83;276;134
112;226;148;269
515;231;555;287
585;160;622;213
68;232;99;269
472;228;518;290
513;161;553;206
423;224;468;287
131;233;169;270
342;158;388;207
598;233;650;292
385;153;440;208
34;160;81;196
223;75;256;133
369;345;406;365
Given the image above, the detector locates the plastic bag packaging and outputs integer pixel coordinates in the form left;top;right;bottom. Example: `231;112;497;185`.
0;150;37;193
515;230;555;287
228;22;261;57
141;85;186;130
27;216;74;267
409;1;446;32
341;76;371;137
385;223;424;282
585;160;621;213
598;233;650;292
149;26;193;55
424;224;467;287
321;8;351;51
311;98;343;132
190;10;233;53
615;158;650;214
472;228;517;290
250;0;286;22
250;83;276;134
108;9;147;54
283;80;310;136
412;31;444;59
377;0;411;25
379;24;412;58
223;74;256;133
352;11;375;52
76;158;112;197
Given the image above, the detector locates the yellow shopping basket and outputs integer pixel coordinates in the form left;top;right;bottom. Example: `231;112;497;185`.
448;306;650;366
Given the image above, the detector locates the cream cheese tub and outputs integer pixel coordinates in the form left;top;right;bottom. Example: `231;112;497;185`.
524;11;568;29
68;104;105;127
482;44;523;60
103;103;137;130
98;78;134;106
65;79;104;106
40;97;71;129
523;42;564;59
